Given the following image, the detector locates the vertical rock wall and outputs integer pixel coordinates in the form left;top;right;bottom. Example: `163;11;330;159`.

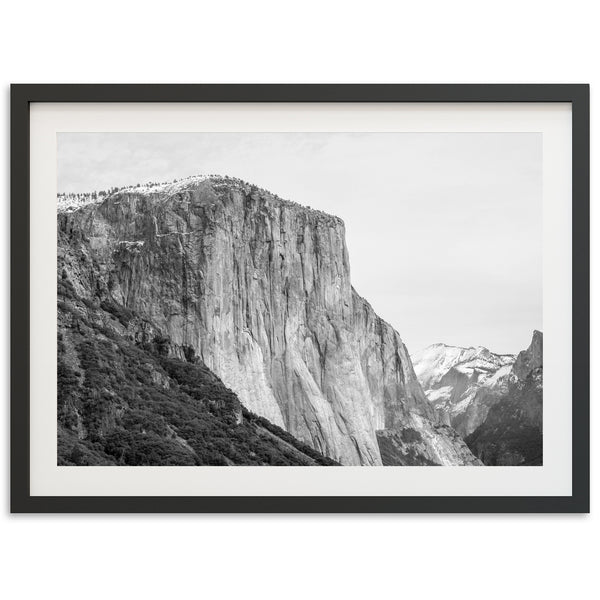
59;177;478;465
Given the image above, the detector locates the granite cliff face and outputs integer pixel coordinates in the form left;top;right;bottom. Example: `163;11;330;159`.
412;344;516;437
466;331;543;465
58;175;480;466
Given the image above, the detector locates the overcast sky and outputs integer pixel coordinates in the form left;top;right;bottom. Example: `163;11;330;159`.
58;132;542;355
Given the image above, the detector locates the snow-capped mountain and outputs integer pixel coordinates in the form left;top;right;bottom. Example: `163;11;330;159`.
412;344;515;437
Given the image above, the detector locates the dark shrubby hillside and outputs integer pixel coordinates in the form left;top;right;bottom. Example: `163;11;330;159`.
466;373;543;466
57;285;337;467
376;428;438;466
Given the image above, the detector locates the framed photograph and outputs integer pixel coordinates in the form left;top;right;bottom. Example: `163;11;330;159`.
11;84;589;513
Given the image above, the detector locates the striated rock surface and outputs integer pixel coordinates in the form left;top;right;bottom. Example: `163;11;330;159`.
466;331;543;465
377;416;482;466
58;175;479;466
412;344;516;437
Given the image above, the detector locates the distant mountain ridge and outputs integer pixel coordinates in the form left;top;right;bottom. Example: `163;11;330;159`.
412;343;516;437
412;332;543;466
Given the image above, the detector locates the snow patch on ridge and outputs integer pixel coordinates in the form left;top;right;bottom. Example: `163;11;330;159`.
412;344;515;391
412;343;517;437
57;173;343;225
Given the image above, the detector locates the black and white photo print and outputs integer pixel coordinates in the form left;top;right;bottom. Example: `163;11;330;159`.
57;133;543;467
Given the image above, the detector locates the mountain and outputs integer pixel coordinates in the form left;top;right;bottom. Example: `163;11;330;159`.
412;344;515;437
466;331;543;466
57;174;480;466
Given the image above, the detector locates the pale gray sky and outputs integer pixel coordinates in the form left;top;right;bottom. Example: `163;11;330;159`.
58;132;542;355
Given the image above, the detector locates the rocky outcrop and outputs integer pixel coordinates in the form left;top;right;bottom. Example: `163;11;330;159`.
377;417;482;466
466;331;543;465
512;330;543;380
412;344;516;437
58;175;479;466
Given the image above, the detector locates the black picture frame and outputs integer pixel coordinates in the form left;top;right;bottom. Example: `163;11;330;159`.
10;84;590;513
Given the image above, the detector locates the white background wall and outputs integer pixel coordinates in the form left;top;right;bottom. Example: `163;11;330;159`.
0;1;596;598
